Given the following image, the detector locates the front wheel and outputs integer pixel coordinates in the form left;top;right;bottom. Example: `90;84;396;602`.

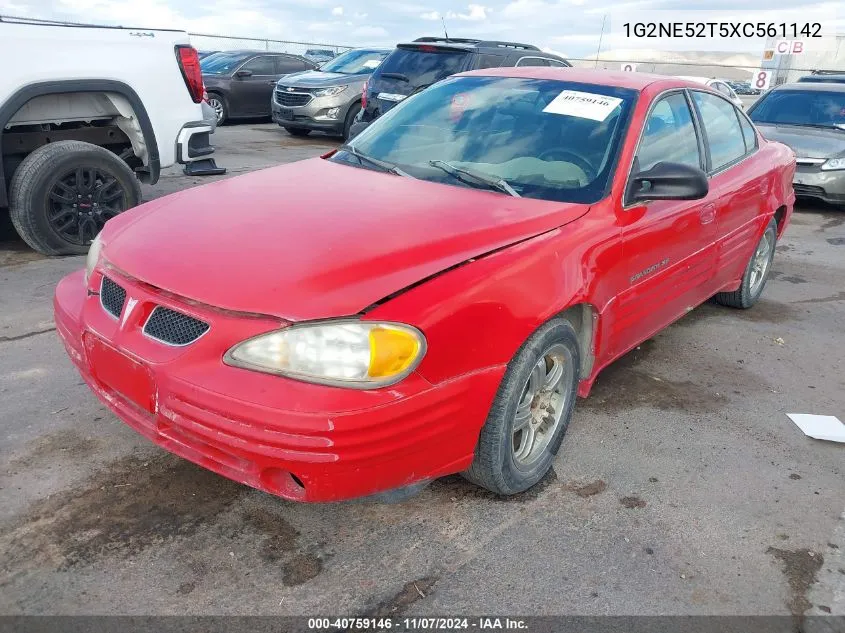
9;141;141;255
463;318;580;495
715;219;777;309
343;102;362;140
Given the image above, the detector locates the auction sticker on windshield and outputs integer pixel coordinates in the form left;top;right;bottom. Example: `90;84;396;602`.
543;90;623;121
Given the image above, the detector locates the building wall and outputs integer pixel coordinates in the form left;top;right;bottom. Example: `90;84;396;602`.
763;35;845;85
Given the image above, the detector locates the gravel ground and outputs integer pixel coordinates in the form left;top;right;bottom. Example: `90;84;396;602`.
1;122;843;621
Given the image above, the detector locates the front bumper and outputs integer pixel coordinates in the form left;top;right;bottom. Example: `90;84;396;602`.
270;93;349;133
54;269;502;502
793;164;845;206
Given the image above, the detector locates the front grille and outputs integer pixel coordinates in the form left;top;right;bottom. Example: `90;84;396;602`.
100;276;126;318
143;307;209;346
275;89;312;107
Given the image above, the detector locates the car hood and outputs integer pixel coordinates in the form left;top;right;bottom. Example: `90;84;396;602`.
278;70;365;88
103;159;589;321
755;123;845;159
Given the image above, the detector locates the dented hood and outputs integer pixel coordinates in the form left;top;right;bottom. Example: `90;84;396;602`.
104;158;588;321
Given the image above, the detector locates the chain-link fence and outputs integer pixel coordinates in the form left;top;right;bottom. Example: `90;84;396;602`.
189;33;353;58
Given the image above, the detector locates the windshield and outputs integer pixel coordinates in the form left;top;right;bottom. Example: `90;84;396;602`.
749;89;845;128
333;76;636;204
201;52;250;75
320;49;388;75
376;47;471;90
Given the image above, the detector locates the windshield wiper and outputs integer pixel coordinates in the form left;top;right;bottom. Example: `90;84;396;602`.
339;145;413;177
380;72;410;82
428;160;520;197
766;121;844;131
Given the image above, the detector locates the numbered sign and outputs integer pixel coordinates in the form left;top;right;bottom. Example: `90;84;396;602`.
621;63;637;72
753;70;772;91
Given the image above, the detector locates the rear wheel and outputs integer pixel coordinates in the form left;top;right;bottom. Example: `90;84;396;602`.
285;127;311;137
207;93;227;124
9;141;141;255
715;219;777;309
463;318;580;495
343;102;362;140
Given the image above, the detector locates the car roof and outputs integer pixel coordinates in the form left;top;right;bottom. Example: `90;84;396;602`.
459;67;702;92
772;81;845;92
676;75;710;84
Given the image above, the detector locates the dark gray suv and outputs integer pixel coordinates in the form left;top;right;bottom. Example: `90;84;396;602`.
358;38;570;125
273;48;390;139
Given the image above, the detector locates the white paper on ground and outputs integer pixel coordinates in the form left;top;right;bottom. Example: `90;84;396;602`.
786;413;845;443
542;90;623;121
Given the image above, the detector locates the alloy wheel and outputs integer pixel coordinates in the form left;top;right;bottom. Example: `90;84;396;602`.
511;343;574;469
47;166;128;246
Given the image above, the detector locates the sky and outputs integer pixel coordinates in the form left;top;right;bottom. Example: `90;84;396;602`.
1;0;842;58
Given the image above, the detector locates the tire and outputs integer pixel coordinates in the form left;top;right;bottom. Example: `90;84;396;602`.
9;141;141;256
285;127;311;137
715;218;777;309
463;318;580;495
343;102;362;140
207;93;227;125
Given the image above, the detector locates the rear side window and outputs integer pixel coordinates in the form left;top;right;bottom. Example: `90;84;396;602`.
738;113;758;153
712;81;732;96
241;56;275;75
691;91;747;171
475;53;504;69
516;57;549;67
636;92;701;172
548;59;569;67
377;47;470;88
276;56;307;74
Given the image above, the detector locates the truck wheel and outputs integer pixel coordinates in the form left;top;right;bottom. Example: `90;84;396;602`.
285;127;311;137
463;318;580;495
9;140;141;256
715;219;777;309
207;93;227;124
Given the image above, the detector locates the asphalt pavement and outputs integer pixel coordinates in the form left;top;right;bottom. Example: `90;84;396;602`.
1;122;843;620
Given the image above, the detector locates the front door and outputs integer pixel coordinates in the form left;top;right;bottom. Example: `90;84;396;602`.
613;90;719;353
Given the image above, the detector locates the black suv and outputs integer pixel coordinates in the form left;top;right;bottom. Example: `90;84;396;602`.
358;38;570;124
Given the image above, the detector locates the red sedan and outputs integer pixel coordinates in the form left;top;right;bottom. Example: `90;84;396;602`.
54;68;796;502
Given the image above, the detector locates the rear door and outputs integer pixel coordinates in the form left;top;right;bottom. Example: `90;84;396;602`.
689;90;768;289
231;55;278;115
614;90;719;351
367;45;471;117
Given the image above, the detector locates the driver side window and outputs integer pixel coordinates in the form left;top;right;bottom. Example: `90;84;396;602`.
636;92;701;173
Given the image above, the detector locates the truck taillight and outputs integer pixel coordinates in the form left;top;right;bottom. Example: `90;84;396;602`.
361;79;369;109
175;45;203;104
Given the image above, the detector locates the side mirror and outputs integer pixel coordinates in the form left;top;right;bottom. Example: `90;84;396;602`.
627;161;709;203
347;121;370;141
234;69;253;78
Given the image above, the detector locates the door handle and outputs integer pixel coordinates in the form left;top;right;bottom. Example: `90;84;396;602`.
699;203;716;225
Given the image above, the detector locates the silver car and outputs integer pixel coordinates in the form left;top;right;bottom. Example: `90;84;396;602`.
748;82;845;208
272;48;390;139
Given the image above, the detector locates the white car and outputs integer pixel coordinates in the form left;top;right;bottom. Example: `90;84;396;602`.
677;76;745;109
0;17;219;255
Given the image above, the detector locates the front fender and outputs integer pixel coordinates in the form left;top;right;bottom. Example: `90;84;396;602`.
366;216;620;386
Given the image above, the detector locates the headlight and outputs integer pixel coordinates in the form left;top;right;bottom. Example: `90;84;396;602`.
84;233;105;283
312;85;347;98
224;320;426;388
821;157;845;171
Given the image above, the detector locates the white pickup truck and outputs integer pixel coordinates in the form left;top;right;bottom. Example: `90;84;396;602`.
0;16;220;255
